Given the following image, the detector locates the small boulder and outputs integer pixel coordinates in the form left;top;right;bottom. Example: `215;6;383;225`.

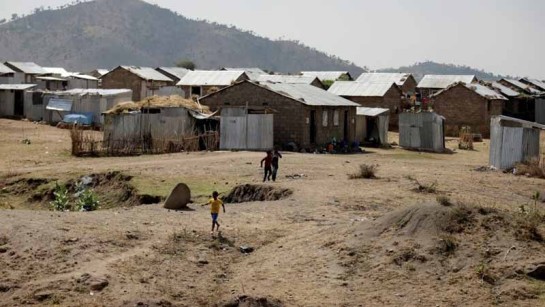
526;265;545;281
88;277;109;291
163;183;191;210
239;246;254;254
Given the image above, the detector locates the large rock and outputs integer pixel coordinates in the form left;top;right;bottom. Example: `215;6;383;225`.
163;183;191;210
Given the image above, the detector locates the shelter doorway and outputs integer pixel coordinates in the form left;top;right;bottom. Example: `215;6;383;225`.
365;117;380;145
310;110;316;144
343;110;349;141
14;90;24;116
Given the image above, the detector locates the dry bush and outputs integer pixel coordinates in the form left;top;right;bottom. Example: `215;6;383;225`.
443;204;475;233
514;200;544;242
514;159;545;179
349;164;377;179
405;176;438;193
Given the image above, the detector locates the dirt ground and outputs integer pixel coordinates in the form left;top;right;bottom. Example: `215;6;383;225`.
1;118;545;307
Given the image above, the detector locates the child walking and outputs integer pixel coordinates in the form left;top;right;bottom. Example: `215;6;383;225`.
203;191;225;234
260;150;273;182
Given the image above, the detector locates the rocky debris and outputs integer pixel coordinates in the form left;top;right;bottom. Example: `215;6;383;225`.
285;174;306;180
126;231;140;240
33;291;53;302
77;273;109;291
222;184;293;204
239;246;254;254
0;246;8;253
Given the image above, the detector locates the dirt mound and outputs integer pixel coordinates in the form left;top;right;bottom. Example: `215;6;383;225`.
3;171;161;209
221;296;284;307
222;184;293;203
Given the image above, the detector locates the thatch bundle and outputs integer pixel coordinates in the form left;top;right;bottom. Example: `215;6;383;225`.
104;95;211;115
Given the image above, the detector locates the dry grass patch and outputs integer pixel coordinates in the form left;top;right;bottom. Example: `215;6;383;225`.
349;164;377;179
514;159;545;179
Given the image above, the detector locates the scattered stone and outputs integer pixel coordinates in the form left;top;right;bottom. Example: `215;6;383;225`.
163;183;191;210
63;238;79;244
0;283;13;292
285;174;306;180
0;246;8;253
240;246;254;254
88;276;109;291
198;259;209;265
126;232;139;240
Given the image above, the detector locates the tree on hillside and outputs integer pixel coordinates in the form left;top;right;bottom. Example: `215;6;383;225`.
176;60;196;70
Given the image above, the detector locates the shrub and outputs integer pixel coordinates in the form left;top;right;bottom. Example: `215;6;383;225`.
514;193;544;241
437;235;458;256
50;183;70;211
349;164;377;179
406;176;438;193
443;204;475;233
75;188;100;212
436;196;452;206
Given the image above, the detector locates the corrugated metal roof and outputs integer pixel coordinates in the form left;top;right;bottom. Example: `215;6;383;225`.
523;79;545;91
357;107;389;116
5;62;48;75
49;89;132;96
503;79;543;94
356;73;411;86
157;67;191;80
0;62;15;74
417;75;476;89
46;99;73;112
36;76;66;81
328;81;395;97
256;74;318;85
465;84;507;100
260;82;359;107
491;82;520;97
120;66;173;82
95;69;109;76
0;84;37;90
301;71;351;81
222;67;266;80
177;70;246;86
71;74;99;81
496;115;545;130
43;67;71;77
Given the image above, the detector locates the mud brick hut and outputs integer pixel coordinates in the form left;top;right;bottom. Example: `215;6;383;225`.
177;70;249;98
398;112;445;153
328;81;403;127
489;116;545;170
356;73;417;96
355;107;390;146
0;84;37;118
417;75;477;98
3;61;49;84
39;89;133;126
101;66;175;101
430;82;507;137
255;74;325;89
199;80;360;149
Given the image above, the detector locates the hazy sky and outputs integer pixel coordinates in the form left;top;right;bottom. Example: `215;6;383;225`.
0;0;544;78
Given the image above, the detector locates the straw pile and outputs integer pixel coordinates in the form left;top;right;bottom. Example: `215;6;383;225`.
104;95;211;115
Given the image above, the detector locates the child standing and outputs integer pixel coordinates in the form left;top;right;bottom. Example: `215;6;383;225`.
271;149;283;182
203;191;225;234
260;150;273;182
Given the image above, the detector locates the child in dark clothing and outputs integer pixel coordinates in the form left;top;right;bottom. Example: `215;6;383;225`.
271;150;282;182
260;151;273;182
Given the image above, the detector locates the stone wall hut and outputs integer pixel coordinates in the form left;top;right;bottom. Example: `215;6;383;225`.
356;73;417;96
177;70;249;98
4;61;48;84
417;75;477;98
327;81;403;127
255;74;325;89
430;82;507;137
101;66;175;101
199;80;360;149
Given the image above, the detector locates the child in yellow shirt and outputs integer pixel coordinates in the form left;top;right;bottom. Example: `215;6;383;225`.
203;191;225;234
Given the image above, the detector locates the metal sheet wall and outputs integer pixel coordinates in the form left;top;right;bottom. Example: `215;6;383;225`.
220;108;274;150
399;112;444;152
536;98;545;125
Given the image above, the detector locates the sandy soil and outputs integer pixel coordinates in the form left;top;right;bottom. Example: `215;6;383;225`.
1;119;545;307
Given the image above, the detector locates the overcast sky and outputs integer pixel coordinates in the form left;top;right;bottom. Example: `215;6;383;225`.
1;0;544;78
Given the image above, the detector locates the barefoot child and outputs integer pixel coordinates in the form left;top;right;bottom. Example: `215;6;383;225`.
202;191;225;234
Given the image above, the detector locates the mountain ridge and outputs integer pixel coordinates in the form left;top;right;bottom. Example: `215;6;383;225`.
0;0;364;75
